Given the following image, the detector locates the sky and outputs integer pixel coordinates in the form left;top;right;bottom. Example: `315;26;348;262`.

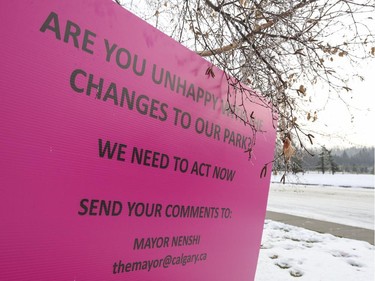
293;7;375;149
314;61;375;148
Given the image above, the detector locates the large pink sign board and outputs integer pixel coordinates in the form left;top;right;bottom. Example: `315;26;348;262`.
0;1;277;280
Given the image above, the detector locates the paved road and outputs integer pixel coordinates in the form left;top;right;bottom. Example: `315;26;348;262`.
266;211;375;245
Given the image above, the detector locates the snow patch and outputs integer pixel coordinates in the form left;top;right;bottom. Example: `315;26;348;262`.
255;220;375;281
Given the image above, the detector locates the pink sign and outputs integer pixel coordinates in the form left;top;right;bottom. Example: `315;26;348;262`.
0;1;277;280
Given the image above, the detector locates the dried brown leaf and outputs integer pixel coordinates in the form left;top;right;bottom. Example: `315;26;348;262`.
239;0;247;7
283;137;295;162
297;85;306;96
312;111;317;122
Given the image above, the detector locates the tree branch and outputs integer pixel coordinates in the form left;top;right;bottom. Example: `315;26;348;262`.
197;0;319;57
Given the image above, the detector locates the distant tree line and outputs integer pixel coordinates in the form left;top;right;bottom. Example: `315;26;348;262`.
274;146;374;174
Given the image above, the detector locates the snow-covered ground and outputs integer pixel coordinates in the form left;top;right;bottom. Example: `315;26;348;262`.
267;183;374;230
271;172;374;189
255;173;374;280
255;220;374;281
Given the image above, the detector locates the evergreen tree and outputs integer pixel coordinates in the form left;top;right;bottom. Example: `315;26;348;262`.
291;156;304;174
327;149;339;174
317;146;328;174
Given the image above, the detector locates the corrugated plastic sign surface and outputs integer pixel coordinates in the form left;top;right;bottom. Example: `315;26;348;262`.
0;1;277;280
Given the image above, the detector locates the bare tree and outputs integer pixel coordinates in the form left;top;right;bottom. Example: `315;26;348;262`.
116;0;375;175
